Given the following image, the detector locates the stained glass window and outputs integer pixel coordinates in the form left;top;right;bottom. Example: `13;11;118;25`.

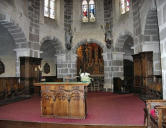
44;0;56;19
120;0;130;14
126;0;130;12
82;0;96;23
89;0;95;22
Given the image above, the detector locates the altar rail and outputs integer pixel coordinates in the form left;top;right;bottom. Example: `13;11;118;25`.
0;77;24;100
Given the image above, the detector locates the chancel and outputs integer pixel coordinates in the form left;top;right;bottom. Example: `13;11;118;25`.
0;0;166;128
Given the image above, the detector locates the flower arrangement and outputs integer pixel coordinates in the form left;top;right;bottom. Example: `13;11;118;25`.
80;72;91;83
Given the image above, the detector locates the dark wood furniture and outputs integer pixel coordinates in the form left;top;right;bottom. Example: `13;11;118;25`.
113;77;123;93
0;120;146;128
41;76;63;82
145;75;162;99
145;100;166;128
20;57;42;95
87;75;104;92
34;82;89;119
132;52;153;94
0;77;28;105
0;77;21;99
133;52;162;99
123;59;133;93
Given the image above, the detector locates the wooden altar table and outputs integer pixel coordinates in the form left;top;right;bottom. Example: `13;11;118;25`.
34;82;89;119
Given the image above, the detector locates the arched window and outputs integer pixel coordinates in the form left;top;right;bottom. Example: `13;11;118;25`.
82;0;96;23
120;0;130;14
44;0;56;19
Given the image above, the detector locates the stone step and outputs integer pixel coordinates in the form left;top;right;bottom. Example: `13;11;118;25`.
11;32;25;39
147;15;157;19
0;22;15;27
0;21;6;24
146;19;158;24
145;24;159;29
4;24;18;30
14;38;27;43
8;28;22;34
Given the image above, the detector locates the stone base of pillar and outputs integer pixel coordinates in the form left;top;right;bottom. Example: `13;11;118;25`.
104;81;113;92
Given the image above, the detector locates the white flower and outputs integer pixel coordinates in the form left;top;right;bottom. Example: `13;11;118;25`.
80;72;91;82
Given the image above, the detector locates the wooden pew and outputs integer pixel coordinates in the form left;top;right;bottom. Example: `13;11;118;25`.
0;77;23;100
145;100;166;128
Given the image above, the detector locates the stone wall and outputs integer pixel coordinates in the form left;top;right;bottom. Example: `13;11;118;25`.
28;0;40;58
143;9;161;75
156;0;166;99
132;0;142;53
64;0;73;30
0;24;16;77
56;52;77;80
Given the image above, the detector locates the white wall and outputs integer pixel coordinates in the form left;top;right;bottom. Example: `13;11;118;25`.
0;55;16;77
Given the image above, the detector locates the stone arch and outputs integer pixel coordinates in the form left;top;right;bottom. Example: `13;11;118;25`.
143;9;159;42
143;9;161;75
0;13;28;48
72;39;107;54
73;39;111;91
0;13;28;77
40;36;65;55
115;31;134;51
40;36;65;77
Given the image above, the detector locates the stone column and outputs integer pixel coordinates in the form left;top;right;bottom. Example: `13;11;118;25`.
14;48;31;77
56;52;77;80
111;52;124;78
28;0;40;57
103;49;114;92
156;0;166;99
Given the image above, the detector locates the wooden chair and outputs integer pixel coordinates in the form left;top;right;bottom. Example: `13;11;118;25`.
93;80;100;92
145;100;166;128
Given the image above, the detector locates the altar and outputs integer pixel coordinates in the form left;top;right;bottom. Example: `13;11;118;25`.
34;82;89;119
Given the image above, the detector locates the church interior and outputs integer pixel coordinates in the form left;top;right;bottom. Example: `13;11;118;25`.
0;0;166;128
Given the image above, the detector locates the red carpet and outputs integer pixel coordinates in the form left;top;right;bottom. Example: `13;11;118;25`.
0;93;145;125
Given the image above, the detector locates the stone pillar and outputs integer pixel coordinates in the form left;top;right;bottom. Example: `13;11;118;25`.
132;0;142;54
156;0;166;99
111;52;124;79
14;48;31;77
103;49;113;92
56;52;77;80
28;0;40;57
111;52;124;92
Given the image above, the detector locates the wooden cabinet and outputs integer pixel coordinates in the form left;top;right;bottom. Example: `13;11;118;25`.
20;57;42;95
34;82;89;119
132;52;153;93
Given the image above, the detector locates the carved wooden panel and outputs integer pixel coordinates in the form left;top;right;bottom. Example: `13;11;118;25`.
133;52;153;92
77;43;104;75
35;83;89;119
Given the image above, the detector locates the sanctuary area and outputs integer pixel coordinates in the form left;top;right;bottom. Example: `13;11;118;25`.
0;0;166;128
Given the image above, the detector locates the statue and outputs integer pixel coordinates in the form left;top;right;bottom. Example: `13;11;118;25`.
105;23;112;49
65;25;73;50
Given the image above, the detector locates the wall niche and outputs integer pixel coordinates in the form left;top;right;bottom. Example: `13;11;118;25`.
0;61;5;74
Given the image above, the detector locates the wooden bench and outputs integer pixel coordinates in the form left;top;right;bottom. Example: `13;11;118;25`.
145;100;166;128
